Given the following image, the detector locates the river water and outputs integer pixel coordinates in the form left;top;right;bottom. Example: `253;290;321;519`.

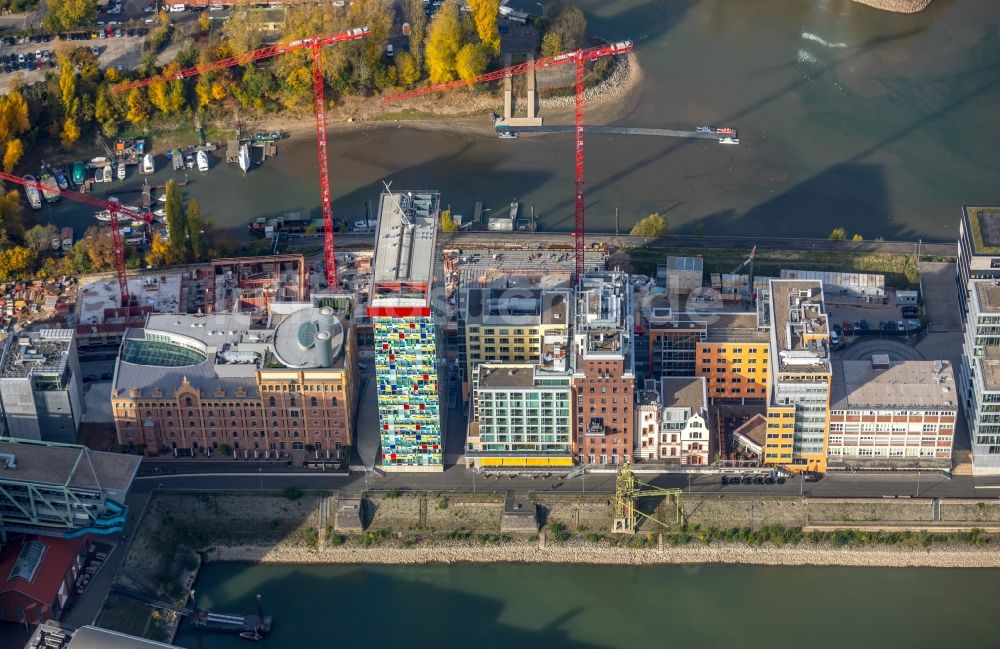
37;0;1000;242
175;562;1000;648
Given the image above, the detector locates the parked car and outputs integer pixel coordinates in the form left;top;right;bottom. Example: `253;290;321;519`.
896;320;905;332
832;323;842;335
859;319;869;331
901;306;919;317
829;329;839;345
842;320;852;335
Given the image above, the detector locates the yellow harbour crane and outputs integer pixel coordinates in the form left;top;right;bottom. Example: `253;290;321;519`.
612;463;683;534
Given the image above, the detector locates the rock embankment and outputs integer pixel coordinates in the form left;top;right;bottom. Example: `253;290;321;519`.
852;0;932;13
207;540;1000;569
539;51;636;111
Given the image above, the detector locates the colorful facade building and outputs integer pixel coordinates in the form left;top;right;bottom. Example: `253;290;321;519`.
762;280;832;472
829;357;957;469
572;273;635;465
695;314;770;402
112;298;356;459
369;190;446;471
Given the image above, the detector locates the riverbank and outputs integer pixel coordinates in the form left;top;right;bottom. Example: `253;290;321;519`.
852;0;932;13
205;539;1000;569
244;51;643;143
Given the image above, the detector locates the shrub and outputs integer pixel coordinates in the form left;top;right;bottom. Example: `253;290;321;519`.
549;522;570;543
282;486;303;501
361;530;388;547
384;489;402;499
436;495;449;510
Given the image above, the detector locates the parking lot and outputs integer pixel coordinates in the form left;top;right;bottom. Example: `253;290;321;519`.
0;31;149;92
827;301;923;345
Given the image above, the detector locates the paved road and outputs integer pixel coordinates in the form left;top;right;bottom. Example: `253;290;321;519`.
325;231;955;257
131;462;1000;500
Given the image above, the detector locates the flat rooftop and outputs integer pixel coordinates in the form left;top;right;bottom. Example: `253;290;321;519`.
78;271;183;326
576;273;632;363
477;364;537;389
0;438;140;492
465;288;570;327
768;279;830;373
979;354;1000;391
0;329;72;379
832;359;957;410
974;281;1000;313
372;191;440;303
703;313;770;343
965;206;1000;254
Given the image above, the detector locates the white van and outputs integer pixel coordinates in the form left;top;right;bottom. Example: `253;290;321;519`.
168;4;186;12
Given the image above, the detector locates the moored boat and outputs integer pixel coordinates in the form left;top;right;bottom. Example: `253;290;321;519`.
142;154;155;174
94;168;104;183
196;150;209;172
54;168;69;190
238;143;251;173
117;162;126;180
23;175;42;209
71;161;86;186
40;172;60;203
102;164;112;183
61;227;73;252
51;233;61;250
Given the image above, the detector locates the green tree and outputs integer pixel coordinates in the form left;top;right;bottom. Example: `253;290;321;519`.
455;43;488;81
468;0;500;54
540;31;563;57
24;224;59;252
630;212;668;237
425;1;463;84
828;227;847;240
44;0;97;31
186;199;206;261
440;209;458;232
164;179;186;258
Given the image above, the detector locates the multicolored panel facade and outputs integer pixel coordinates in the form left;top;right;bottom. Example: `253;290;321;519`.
374;316;442;467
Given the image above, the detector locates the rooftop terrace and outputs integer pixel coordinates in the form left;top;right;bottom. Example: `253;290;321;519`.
974;281;1000;313
768;279;830;373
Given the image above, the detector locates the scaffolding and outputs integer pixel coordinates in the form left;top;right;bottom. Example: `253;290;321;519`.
612;462;682;534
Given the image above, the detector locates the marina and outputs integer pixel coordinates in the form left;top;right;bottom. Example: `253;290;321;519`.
111;585;273;640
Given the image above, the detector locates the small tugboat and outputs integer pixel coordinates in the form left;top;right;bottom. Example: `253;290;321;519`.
497;130;518;139
23;174;42;209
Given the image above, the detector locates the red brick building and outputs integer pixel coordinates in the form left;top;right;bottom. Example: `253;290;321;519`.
0;536;85;624
572;274;635;465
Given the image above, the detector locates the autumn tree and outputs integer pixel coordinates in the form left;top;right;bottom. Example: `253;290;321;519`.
0;245;37;281
59;58;79;117
125;88;151;124
548;1;586;51
145;232;171;267
828;227;847;241
394;51;421;88
0;187;22;241
425;1;462;84
78;227;115;272
630;212;668;237
44;0;97;31
455;43;488;81
198;12;210;32
2;138;23;173
186;199;206;261
541;31;562;57
468;0;499;54
164;179;186;259
440;209;458;232
24;225;59;252
61;118;81;149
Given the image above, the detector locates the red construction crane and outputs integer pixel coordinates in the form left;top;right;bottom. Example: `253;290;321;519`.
111;26;371;288
382;40;633;280
0;171;155;307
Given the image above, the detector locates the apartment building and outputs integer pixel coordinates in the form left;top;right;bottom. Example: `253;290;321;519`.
636;378;710;464
463;287;571;386
112;300;356;459
762;280;832;472
960;279;1000;475
695;314;770;402
369;190;446;471
466;359;573;468
0;330;84;444
572;273;635;465
829;357;957;468
957;206;1000;318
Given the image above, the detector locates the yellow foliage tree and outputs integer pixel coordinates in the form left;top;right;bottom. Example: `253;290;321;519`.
198;12;210;32
61;118;81;149
630;212;668;237
145;232;174;267
467;0;500;54
2;138;23;173
59;58;79;118
440;209;459;232
126;88;150;124
394;51;420;88
0;89;29;144
425;1;462;84
195;76;212;108
541;31;562;57
455;43;488;81
211;80;227;102
0;245;37;282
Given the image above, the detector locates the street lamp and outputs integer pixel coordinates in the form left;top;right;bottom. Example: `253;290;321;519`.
915;469;921;498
